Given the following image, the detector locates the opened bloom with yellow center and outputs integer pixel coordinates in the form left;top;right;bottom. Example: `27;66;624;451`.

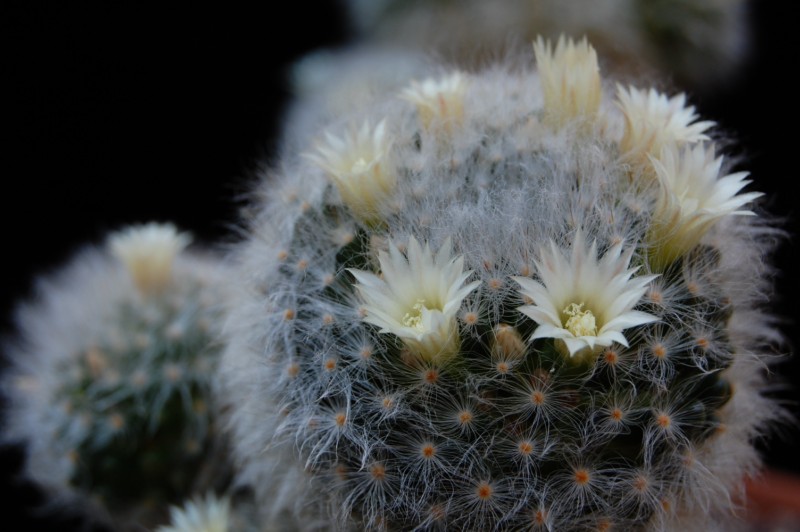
647;143;762;269
307;119;395;224
400;71;468;128
514;232;659;360
534;35;601;126
617;85;714;164
109;222;191;296
349;237;480;364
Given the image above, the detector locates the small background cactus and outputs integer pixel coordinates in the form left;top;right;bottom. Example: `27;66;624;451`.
1;224;230;529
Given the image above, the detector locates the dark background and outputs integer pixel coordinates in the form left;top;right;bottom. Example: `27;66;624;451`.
3;2;798;529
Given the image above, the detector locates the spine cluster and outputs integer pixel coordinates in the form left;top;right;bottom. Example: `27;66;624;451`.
222;37;781;530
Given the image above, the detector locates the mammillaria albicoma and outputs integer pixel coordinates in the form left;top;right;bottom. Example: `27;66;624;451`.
1;223;230;529
222;37;781;530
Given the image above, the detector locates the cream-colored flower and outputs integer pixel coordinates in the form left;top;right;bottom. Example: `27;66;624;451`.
534;35;601;126
617;85;714;163
514;232;658;360
400;71;468;128
156;493;230;532
647;143;762;269
349;237;480;364
108;222;190;296
307;119;395;224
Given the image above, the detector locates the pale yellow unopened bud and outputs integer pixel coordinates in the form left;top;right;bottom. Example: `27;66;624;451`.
534;35;601;127
109;222;191;296
400;72;468;129
492;324;526;361
307;119;396;225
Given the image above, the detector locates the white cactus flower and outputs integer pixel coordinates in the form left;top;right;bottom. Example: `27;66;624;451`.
307;119;395;224
400;71;468;128
617;85;714;163
514;232;659;360
108;222;191;296
349;237;480;364
156;493;231;532
648;143;762;268
534;35;602;126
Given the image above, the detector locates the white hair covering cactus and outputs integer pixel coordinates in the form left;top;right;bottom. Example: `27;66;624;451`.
1;222;230;528
222;37;781;530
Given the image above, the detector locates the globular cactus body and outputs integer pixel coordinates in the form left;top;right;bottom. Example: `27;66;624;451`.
2;223;229;527
223;38;780;530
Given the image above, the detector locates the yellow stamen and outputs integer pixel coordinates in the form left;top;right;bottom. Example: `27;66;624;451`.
351;157;370;174
563;302;597;337
403;299;427;331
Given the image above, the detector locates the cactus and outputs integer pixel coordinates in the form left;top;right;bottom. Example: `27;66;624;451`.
1;223;230;528
222;37;782;530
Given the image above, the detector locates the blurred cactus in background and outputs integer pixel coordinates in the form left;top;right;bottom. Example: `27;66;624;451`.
221;36;783;530
345;0;748;90
1;223;231;529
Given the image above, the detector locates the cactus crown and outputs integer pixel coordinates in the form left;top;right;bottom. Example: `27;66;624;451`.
225;38;775;530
